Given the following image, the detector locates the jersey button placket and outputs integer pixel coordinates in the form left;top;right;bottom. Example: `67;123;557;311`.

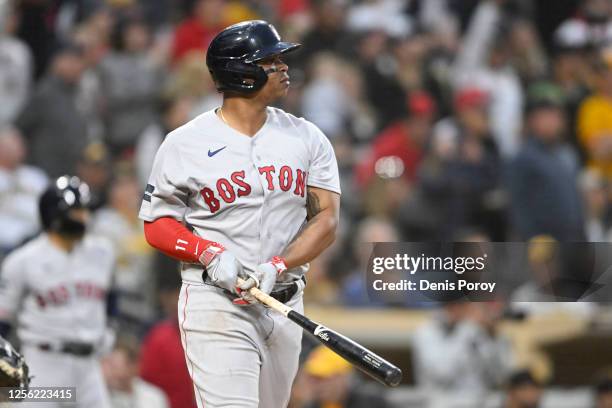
251;141;267;261
253;140;262;161
68;254;83;341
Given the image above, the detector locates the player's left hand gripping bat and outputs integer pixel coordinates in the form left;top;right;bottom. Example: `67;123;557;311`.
237;278;403;387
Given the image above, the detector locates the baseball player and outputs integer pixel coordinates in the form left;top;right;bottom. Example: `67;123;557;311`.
0;175;115;408
140;20;341;408
0;334;29;402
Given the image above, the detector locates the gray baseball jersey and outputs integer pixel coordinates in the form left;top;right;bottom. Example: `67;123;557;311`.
0;233;115;408
0;234;115;345
140;106;340;408
138;107;341;284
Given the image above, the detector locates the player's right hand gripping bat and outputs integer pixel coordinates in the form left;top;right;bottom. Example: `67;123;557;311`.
237;278;403;387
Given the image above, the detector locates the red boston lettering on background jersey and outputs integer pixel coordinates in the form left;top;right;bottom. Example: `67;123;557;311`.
36;283;106;308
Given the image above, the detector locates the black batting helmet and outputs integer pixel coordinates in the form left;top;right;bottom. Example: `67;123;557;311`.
206;20;301;94
39;175;91;235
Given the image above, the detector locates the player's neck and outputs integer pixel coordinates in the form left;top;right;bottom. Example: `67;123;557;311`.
47;232;79;252
219;98;268;137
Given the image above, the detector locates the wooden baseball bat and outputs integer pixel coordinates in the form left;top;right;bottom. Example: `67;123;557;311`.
237;279;403;387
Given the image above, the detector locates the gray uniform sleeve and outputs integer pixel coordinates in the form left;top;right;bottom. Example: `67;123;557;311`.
306;123;341;194
138;138;190;222
0;254;26;321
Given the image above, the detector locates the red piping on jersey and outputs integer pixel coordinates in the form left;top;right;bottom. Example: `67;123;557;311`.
180;284;205;407
144;217;213;263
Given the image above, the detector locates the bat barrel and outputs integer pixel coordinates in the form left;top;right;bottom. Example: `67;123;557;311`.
288;311;403;387
242;282;404;387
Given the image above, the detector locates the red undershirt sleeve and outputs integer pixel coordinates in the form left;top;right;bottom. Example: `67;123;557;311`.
144;217;216;263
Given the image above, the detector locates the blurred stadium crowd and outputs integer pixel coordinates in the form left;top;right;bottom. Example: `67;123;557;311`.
3;0;612;406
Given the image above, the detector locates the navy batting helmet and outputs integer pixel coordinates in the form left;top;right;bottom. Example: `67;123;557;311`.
39;175;91;235
206;20;301;94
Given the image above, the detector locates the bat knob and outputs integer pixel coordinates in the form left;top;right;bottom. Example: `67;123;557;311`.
385;367;403;387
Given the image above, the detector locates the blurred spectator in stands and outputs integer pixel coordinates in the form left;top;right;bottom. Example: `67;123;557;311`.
73;11;114;143
340;217;400;307
303;345;391;408
356;91;435;190
412;301;513;395
140;0;176;29
356;30;407;125
0;127;47;257
164;52;220;117
511;235;597;315
76;141;112;210
102;336;169;408
453;0;523;158
92;170;155;330
135;94;194;187
418;0;460;38
552;25;594;160
271;0;311;22
579;170;612;242
577;50;612;180
99;17;165;156
554;9;592;53
511;239;558;305
295;0;353;68
0;0;31;128
81;6;114;54
288;367;313;408
301;53;352;140
301;53;376;142
506;19;548;83
595;376;612;408
301;217;348;305
170;0;256;64
16;0;56;78
346;0;412;38
414;87;502;240
393;34;429;94
422;21;460;119
140;254;197;408
555;0;612;50
503;370;543;408
508;82;585;241
16;40;89;178
53;0;104;40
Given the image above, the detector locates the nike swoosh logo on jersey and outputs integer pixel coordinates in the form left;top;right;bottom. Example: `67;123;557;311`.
208;146;227;157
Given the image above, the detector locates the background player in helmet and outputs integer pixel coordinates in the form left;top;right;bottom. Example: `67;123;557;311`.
140;20;341;408
0;175;115;408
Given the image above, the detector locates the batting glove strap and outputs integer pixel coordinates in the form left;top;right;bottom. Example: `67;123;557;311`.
270;256;288;275
199;242;225;266
244;272;260;289
233;287;257;306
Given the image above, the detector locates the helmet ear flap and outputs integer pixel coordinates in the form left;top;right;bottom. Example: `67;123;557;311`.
213;60;268;93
